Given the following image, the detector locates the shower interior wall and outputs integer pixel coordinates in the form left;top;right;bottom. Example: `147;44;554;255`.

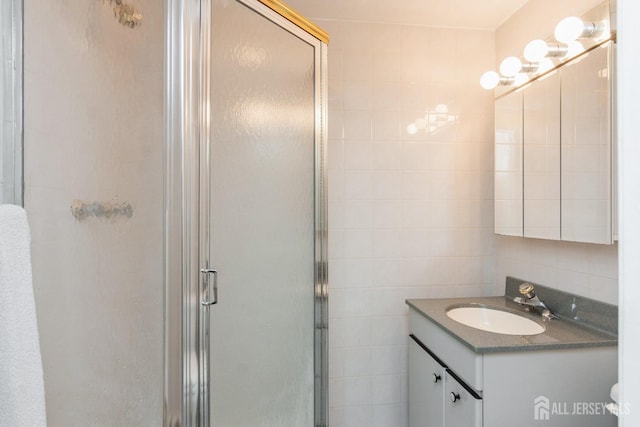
23;1;164;425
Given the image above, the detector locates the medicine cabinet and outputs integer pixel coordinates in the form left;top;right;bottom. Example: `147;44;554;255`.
494;41;615;244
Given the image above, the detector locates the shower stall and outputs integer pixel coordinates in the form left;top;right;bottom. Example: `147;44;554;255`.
165;0;329;425
4;0;328;425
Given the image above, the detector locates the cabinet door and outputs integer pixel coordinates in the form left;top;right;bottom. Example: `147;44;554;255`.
409;336;445;427
523;72;561;239
444;370;482;427
560;42;613;244
495;91;523;236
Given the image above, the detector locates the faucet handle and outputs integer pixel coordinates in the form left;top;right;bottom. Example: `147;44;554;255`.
518;283;535;296
542;309;560;321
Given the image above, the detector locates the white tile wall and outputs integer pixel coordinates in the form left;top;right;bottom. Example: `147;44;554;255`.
320;18;496;426
494;237;618;304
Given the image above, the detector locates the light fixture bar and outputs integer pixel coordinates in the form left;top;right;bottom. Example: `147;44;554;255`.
519;62;539;73
480;5;611;92
480;71;514;90
524;40;569;62
555;16;603;43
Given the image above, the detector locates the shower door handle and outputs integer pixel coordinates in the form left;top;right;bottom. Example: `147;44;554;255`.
200;268;218;305
199;267;215;427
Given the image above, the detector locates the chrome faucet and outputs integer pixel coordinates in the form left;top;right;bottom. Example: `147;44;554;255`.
513;283;559;321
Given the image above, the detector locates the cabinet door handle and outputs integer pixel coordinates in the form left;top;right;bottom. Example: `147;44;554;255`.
433;373;441;383
450;392;460;403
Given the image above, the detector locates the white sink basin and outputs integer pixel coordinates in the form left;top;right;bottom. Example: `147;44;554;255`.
446;305;545;335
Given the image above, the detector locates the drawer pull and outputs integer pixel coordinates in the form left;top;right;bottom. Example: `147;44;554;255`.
433;373;441;383
450;392;461;403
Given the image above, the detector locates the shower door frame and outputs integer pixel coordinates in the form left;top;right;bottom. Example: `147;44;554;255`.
164;1;329;426
0;0;23;206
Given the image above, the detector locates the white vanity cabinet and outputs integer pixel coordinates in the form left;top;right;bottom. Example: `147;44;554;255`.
408;337;445;427
443;370;482;426
409;310;483;427
409;336;482;427
408;307;617;427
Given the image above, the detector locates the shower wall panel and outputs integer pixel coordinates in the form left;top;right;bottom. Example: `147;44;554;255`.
23;1;163;425
0;0;22;205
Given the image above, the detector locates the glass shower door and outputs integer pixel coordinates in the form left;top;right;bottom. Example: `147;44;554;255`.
202;0;323;425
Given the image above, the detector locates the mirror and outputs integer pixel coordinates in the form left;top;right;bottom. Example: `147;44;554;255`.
523;71;560;240
560;42;613;244
495;91;523;237
494;42;614;244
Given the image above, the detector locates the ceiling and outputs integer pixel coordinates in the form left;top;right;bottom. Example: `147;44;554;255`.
285;0;529;30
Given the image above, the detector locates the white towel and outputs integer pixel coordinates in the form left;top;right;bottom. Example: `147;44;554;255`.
610;383;619;403
606;402;619;417
0;204;47;426
605;383;620;416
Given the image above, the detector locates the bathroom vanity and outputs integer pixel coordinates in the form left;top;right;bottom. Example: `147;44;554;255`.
407;278;618;427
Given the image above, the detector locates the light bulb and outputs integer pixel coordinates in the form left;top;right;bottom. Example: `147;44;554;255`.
514;74;529;86
524;40;569;62
566;40;585;58
500;56;522;77
524;39;548;62
538;58;554;73
555;16;585;43
480;71;500;90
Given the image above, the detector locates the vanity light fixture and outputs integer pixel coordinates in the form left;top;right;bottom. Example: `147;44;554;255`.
499;56;523;77
499;56;539;77
481;8;610;91
513;73;530;87
537;57;555;74
524;39;568;62
565;40;586;58
519;62;539;73
480;71;514;90
554;16;603;43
